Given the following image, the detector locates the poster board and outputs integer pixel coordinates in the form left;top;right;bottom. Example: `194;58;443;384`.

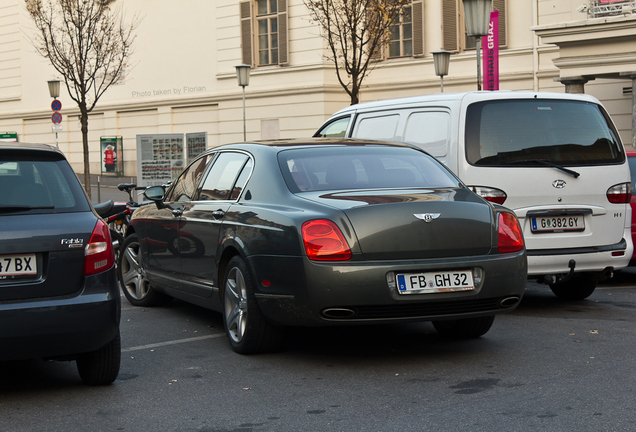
136;134;185;187
186;132;207;164
100;136;123;175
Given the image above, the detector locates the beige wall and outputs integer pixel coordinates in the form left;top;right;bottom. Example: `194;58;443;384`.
1;0;635;177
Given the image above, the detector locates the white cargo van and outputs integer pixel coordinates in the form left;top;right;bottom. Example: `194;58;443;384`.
315;91;633;300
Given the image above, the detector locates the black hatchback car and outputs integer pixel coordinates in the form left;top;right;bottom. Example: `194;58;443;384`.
0;143;120;385
120;139;526;354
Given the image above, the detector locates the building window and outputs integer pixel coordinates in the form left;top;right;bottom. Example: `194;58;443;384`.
389;6;413;58
240;0;288;67
257;0;278;65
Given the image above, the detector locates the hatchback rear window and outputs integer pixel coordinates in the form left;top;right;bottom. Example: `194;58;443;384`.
0;157;90;213
465;99;624;166
278;146;460;193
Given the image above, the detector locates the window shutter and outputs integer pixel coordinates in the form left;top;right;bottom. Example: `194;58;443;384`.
240;1;252;65
278;0;288;65
366;6;383;61
493;0;506;48
442;0;458;51
412;0;424;56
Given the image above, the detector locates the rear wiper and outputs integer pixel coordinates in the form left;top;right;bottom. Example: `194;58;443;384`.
508;159;580;178
0;205;55;213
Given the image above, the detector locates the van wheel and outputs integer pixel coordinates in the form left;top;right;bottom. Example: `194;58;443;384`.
433;315;495;339
550;275;597;300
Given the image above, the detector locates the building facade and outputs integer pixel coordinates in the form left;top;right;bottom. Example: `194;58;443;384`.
1;0;635;177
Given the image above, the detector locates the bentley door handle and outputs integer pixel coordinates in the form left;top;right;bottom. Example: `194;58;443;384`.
212;210;225;219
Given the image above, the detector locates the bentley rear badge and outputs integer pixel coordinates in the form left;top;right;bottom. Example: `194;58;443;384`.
414;213;441;223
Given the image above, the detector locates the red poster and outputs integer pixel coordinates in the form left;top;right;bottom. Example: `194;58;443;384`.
483;11;499;91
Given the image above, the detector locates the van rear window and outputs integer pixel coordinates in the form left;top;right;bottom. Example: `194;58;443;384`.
465;99;624;166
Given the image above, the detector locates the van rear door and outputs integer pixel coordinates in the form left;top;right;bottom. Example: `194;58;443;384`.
462;98;630;266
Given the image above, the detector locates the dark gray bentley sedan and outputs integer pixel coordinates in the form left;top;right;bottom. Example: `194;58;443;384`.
120;139;526;354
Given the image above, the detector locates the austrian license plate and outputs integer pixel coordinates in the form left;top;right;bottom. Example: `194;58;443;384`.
531;215;584;232
396;270;474;295
0;254;37;276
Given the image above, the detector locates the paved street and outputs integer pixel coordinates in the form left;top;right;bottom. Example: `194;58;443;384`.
1;273;635;431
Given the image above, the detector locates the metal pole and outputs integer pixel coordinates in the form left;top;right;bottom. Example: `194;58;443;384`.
55;131;58;148
476;37;482;91
440;76;444;93
242;86;246;141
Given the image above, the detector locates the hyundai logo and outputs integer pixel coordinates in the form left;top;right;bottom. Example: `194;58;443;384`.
552;180;566;189
414;213;441;223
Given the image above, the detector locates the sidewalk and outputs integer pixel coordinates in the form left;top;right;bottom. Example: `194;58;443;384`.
77;173;138;203
77;173;137;189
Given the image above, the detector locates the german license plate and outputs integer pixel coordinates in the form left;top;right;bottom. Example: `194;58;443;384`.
0;254;37;276
396;270;474;295
531;215;584;232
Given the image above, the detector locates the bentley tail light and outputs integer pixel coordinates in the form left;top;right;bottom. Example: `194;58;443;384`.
607;182;632;204
302;219;352;261
469;186;507;205
497;212;524;254
84;219;115;276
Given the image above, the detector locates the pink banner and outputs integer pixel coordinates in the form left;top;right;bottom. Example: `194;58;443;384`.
483;11;499;91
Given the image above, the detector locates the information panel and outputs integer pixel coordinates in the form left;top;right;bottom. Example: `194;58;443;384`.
100;136;123;175
136;134;185;187
186;132;207;164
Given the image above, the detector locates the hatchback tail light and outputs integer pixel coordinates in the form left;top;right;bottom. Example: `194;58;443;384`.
607;182;632;204
302;219;352;261
469;186;507;205
84;219;115;276
498;212;524;254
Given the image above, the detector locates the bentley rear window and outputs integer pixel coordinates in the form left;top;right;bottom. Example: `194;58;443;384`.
278;146;460;193
465;99;624;166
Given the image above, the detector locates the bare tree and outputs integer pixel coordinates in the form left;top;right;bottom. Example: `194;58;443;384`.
304;0;410;105
26;0;138;198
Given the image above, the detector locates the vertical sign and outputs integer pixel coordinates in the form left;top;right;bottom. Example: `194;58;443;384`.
483;11;499;91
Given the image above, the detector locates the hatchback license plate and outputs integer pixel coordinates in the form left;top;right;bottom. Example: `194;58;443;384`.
531;215;584;232
0;254;37;276
396;270;474;294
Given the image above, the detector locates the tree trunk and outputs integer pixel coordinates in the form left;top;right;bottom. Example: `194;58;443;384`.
80;106;91;200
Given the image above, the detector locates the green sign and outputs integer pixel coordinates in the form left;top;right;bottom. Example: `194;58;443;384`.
0;132;18;142
100;136;123;175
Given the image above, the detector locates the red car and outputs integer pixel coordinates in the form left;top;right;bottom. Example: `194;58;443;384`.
627;150;636;264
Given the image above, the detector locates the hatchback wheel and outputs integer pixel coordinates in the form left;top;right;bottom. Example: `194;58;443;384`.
550;275;597;300
118;234;171;306
223;256;284;354
76;331;121;386
433;315;495;339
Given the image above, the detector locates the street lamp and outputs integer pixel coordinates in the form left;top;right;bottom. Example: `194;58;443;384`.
432;50;452;93
235;64;251;141
462;0;492;91
48;80;60;99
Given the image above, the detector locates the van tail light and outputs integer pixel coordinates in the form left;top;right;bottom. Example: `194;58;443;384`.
607;182;632;204
498;212;525;254
469;186;507;205
84;219;115;276
302;219;352;261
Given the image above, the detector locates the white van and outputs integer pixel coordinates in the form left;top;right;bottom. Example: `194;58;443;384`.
315;91;633;300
